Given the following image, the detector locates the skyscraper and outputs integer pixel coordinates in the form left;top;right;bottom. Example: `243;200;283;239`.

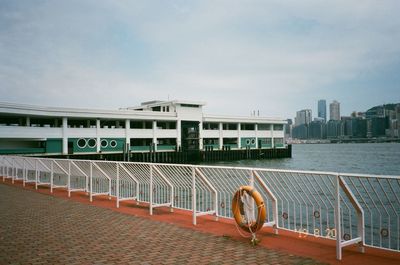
329;100;340;121
295;109;312;126
318;100;327;122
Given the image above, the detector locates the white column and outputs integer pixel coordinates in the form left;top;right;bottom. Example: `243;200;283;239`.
96;119;100;153
237;123;241;149
271;124;274;148
26;117;30;127
255;124;259;149
125;119;130;145
152;120;157;151
219;122;223;150
199;121;203;150
176;119;181;150
62;117;68;155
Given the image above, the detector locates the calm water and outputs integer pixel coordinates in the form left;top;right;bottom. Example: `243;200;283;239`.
208;143;400;176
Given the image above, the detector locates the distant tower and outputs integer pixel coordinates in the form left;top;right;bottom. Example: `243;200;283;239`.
329;100;340;121
318;99;327;122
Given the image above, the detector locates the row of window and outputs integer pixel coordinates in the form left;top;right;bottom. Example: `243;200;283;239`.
0;116;284;131
203;138;283;145
203;123;284;131
76;138;118;149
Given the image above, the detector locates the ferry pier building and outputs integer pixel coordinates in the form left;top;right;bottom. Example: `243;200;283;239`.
0;100;290;162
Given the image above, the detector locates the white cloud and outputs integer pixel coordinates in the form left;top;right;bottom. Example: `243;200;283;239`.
0;0;399;119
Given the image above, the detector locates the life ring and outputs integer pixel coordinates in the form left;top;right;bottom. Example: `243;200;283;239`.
232;186;266;233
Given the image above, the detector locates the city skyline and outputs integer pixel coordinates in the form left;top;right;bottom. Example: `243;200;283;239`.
1;1;400;119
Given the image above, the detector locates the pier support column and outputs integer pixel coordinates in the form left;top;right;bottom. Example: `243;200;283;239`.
255;124;259;149
125;119;130;161
153;120;157;151
96;119;101;153
199;121;203;150
237;123;241;149
219;122;223;150
271;124;274;148
176;119;181;150
62;117;68;155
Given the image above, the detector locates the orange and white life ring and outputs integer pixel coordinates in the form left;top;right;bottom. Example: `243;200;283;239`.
232;185;266;233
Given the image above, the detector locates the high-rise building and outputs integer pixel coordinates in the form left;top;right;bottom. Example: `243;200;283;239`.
329;100;340;121
318;100;327;122
295;109;312;126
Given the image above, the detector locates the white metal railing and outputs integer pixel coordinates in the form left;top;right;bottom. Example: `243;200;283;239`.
0;155;399;260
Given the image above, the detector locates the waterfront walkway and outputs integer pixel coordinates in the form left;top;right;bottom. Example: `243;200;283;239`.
1;181;399;265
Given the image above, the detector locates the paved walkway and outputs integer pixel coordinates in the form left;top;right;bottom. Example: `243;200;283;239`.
0;183;325;265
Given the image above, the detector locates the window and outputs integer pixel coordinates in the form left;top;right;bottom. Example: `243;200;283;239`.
156;121;176;129
203;138;219;145
109;140;117;148
100;139;108;148
203;122;219;130
180;104;199;108
273;124;284;131
77;138;87;148
130;120;152;129
240;124;255;130
258;124;271;130
87;138;97;148
223;123;237;130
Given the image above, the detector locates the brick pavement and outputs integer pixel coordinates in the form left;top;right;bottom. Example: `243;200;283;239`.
0;184;326;265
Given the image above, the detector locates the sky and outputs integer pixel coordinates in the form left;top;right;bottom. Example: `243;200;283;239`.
1;0;399;120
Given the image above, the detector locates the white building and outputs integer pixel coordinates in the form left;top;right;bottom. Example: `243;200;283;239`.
330;100;341;121
295;109;312;126
0;100;286;156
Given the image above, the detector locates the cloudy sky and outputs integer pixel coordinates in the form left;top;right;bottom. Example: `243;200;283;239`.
1;0;399;120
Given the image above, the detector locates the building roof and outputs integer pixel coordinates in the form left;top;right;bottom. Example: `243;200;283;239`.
0;102;176;120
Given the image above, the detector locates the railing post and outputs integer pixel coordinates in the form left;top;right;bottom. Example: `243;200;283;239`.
35;160;38;190
116;163;120;208
136;179;140;205
1;157;4;182
335;174;342;260
149;165;153;215
89;162;93;202
108;165;112;200
67;161;71;197
170;177;174;213
12;158;15;184
192;167;197;225
50;161;54;193
338;176;365;254
86;163;89;194
23;158;26;187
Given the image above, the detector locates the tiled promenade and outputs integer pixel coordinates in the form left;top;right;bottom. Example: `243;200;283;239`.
0;183;324;265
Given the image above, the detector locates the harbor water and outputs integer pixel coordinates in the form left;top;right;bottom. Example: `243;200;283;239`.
207;143;400;176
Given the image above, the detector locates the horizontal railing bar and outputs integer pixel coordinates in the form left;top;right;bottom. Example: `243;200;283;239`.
91;192;110;196
196;210;216;217
152;203;172;208
69;188;86;192
263;221;276;227
341;237;362;248
118;197;138;201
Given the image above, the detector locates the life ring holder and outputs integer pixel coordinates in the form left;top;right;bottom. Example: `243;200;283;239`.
232;185;266;234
